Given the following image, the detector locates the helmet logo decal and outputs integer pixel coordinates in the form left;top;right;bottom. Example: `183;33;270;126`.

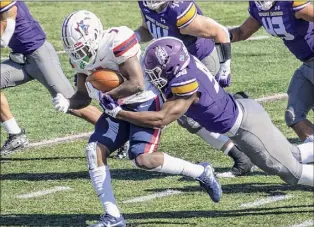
155;46;169;66
75;19;90;37
179;55;185;61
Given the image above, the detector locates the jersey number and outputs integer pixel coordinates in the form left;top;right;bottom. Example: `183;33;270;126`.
194;57;220;94
146;21;168;38
261;17;294;40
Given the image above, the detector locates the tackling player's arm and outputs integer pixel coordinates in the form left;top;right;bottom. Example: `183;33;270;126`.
68;73;92;109
228;16;261;42
294;2;314;22
106;55;145;99
117;93;198;128
134;11;153;43
0;2;17;48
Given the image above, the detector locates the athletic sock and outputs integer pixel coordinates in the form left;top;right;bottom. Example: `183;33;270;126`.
297;142;314;164
227;145;249;163
89;165;121;217
1;118;21;134
158;153;204;179
298;164;314;187
195;128;229;150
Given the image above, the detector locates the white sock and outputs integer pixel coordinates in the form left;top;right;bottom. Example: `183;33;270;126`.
297;164;314;187
158;153;204;179
304;134;314;143
196;128;230;151
89;165;121;217
1;118;21;134
297;142;314;164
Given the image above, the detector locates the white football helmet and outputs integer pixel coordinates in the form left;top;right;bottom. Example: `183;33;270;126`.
255;1;275;10
143;0;167;10
61;10;103;65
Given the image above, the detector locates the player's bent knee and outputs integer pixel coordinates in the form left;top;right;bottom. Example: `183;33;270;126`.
285;107;304;127
133;154;162;171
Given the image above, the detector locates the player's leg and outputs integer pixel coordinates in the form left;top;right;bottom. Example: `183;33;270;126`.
24;41;102;125
232;99;313;186
177;116;253;177
285;61;314;142
0;59;32;154
128;97;222;202
87;114;128;227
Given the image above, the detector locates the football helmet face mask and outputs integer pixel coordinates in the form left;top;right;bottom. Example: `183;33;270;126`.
254;1;275;10
143;0;167;10
61;10;103;65
143;37;190;91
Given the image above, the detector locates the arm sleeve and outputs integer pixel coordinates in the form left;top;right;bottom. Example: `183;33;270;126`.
292;1;310;11
170;74;199;97
112;26;141;65
176;2;198;29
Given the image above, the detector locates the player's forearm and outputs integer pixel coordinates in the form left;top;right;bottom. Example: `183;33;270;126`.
117;110;166;129
68;92;92;109
134;25;153;43
106;80;144;100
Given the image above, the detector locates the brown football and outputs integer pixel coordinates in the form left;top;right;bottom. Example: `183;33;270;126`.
86;69;124;92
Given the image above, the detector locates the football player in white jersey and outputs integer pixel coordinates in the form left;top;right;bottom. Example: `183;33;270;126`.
53;10;221;227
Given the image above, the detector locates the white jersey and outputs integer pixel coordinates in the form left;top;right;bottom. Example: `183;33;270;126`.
71;26;159;104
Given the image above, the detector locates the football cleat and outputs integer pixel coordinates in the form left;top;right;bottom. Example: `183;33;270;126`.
115;141;129;159
196;162;222;203
1;129;29;156
89;214;126;227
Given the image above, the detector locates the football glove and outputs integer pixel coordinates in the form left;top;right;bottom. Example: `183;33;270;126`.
86;82;101;102
99;94;122;118
215;59;231;88
52;93;70;113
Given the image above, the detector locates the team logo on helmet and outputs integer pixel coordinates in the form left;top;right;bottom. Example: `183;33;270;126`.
155;46;169;66
75;20;90;37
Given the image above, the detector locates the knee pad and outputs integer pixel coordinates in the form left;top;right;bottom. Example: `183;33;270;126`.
177;115;202;134
285;107;297;127
86;142;98;170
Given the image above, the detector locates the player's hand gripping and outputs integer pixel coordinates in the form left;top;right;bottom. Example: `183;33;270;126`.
215;59;231;88
99;94;122;118
52;93;70;113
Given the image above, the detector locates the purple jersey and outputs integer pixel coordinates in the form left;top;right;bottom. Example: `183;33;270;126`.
165;56;238;134
249;1;314;62
8;2;46;54
138;1;215;60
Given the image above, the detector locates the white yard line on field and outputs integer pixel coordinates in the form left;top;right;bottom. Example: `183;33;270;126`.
123;189;182;204
240;195;293;208
255;93;288;103
288;220;314;227
16;186;72;199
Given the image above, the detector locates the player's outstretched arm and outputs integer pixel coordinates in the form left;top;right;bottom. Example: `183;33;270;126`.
116;93;198;129
0;4;17;48
180;14;230;44
68;73;92;109
228;16;261;42
134;12;153;43
106;55;145;100
295;2;314;21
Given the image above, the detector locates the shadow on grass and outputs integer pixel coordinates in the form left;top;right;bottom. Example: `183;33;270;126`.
1;205;313;226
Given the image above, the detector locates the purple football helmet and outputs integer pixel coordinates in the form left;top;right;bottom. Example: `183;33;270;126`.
143;37;190;90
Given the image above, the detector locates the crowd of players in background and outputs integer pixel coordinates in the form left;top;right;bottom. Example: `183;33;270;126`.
0;1;313;227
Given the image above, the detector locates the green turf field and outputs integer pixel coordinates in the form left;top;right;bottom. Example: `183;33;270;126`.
1;2;313;227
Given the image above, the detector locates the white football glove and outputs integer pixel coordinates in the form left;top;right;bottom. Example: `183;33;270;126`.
215;59;231;88
52;93;70;113
85;82;101;101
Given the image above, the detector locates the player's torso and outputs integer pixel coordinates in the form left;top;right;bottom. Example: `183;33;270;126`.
138;1;214;60
73;26;160;105
9;1;46;54
249;1;314;61
166;57;239;134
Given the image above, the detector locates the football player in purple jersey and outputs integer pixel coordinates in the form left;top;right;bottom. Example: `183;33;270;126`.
0;1;102;155
101;37;314;188
134;0;254;177
229;1;314;143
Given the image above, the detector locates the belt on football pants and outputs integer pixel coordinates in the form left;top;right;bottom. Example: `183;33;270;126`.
224;100;243;137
